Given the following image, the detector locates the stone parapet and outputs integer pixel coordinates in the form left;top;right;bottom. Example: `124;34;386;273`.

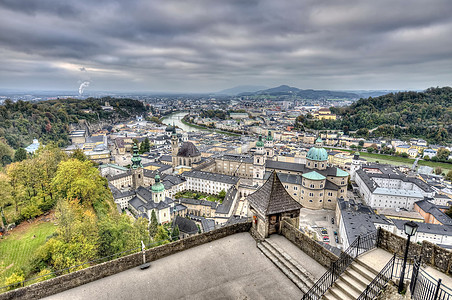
378;228;452;275
0;221;252;300
280;220;339;268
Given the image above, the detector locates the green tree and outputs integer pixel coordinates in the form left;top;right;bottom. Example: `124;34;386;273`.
358;140;365;147
139;137;150;154
171;225;180;241
436;148;450;161
434;167;442;175
51;159;108;206
445;170;452;181
154;225;170;244
13;148;27;162
0;138;14;166
70;149;87;161
218;189;226;200
4;271;25;291
149;210;158;238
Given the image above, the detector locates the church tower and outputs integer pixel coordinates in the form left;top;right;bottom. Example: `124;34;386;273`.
131;143;144;189
265;130;274;160
151;173;165;203
171;126;179;168
253;135;266;186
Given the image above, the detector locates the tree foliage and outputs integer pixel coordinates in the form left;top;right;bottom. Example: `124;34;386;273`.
297;87;452;144
0;97;146;149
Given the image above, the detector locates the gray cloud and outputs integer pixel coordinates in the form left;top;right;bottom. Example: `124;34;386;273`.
0;0;451;92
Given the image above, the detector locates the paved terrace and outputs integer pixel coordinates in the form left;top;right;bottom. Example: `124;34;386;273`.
45;232;326;300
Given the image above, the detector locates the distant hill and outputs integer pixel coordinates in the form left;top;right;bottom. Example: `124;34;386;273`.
0;97;146;149
297;87;452;144
239;85;359;99
215;85;268;95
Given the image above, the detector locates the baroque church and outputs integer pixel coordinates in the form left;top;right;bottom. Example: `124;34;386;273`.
193;132;349;210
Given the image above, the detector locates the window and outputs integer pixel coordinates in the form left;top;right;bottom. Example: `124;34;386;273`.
328;199;332;202
309;200;313;202
309;193;314;197
315;163;317;168
310;184;314;188
319;200;322;202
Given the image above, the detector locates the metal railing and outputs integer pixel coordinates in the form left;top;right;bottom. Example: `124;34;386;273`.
410;259;452;300
302;231;378;300
357;254;396;300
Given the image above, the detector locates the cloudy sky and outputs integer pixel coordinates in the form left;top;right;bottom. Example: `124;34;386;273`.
1;0;451;93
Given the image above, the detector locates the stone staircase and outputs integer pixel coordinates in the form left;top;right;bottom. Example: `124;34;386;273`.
257;239;316;294
322;257;380;300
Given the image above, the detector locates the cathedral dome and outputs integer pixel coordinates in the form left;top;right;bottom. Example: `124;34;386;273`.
177;142;200;157
151;174;165;192
306;146;328;161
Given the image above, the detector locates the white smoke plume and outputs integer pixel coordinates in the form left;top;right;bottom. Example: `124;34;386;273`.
78;81;90;95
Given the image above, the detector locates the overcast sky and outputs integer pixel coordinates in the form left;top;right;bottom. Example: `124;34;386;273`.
1;0;451;93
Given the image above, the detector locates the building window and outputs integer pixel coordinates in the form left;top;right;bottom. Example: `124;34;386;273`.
309;200;313;202
309;193;313;197
328;199;332;202
319;200;322;202
315;163;317;168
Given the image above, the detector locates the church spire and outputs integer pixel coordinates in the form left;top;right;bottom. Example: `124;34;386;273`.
131;143;143;169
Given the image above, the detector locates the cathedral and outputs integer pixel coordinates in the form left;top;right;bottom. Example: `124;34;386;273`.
194;133;349;210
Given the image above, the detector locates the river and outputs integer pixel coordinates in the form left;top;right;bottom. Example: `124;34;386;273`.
161;112;203;132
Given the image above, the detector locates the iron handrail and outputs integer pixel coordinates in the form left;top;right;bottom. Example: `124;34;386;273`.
302;230;378;300
357;253;396;300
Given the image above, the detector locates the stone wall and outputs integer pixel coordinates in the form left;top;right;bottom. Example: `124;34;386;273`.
280;220;339;268
0;222;252;300
378;228;452;275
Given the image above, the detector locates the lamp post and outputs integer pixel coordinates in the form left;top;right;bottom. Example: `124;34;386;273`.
398;221;419;294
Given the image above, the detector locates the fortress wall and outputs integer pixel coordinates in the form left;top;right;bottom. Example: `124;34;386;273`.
0;221;252;300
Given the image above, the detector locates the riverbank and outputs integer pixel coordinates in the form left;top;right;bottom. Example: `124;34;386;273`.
180;118;241;137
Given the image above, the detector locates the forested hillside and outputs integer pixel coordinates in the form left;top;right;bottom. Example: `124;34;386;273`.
0;97;146;149
0;146;172;290
297;87;452;144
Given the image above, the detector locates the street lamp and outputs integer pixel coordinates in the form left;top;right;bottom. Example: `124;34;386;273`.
398;221;419;294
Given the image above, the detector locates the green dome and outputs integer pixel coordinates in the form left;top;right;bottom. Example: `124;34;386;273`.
151;174;165;192
306;146;328;161
256;135;264;147
302;171;326;181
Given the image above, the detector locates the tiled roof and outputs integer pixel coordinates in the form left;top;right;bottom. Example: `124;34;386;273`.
247;171;302;216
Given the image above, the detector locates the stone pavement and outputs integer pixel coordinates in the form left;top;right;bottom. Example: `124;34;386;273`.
44;232;303;300
360;248;452;291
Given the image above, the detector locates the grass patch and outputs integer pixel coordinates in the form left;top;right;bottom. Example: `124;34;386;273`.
0;221;56;282
326;147;452;174
175;191;223;203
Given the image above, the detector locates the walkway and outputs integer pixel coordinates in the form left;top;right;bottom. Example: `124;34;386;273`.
44;233;303;300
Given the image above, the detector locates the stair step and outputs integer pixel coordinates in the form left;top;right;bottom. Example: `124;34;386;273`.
350;262;376;282
265;239;316;284
355;258;381;275
257;243;310;294
328;283;354;300
340;273;368;294
334;278;361;299
344;268;372;287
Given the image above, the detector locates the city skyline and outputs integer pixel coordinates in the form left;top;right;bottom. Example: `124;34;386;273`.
1;0;452;93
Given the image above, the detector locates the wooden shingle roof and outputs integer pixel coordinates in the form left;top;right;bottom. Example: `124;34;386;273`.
247;171;302;216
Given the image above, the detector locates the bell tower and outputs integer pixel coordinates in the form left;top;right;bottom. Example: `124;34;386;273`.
253;135;266;186
265;130;274;160
131;143;144;189
171;126;179;168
